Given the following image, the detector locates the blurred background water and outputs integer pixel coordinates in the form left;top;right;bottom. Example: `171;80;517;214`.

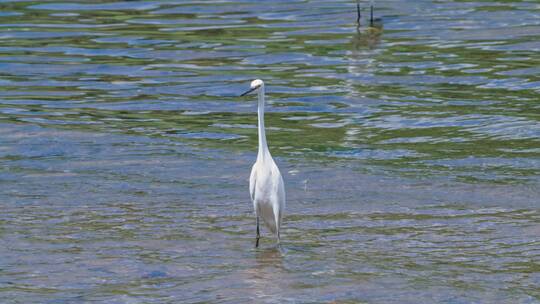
0;0;539;303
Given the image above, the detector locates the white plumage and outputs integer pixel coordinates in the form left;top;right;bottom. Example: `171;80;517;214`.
241;79;285;247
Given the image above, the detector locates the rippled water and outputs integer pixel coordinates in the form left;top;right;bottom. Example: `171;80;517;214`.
1;1;539;303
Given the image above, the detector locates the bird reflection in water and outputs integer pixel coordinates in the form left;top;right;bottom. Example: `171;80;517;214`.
243;247;286;301
343;1;384;103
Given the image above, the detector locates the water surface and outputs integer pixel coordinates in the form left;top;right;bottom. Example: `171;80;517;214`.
1;0;539;303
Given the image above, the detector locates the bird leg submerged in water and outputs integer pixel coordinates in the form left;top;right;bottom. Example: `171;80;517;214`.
356;0;378;29
256;216;260;248
370;4;374;27
356;0;361;26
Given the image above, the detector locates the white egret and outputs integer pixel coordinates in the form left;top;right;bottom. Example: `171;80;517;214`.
241;79;285;248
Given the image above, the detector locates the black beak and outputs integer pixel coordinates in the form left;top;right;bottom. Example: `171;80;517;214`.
240;87;257;97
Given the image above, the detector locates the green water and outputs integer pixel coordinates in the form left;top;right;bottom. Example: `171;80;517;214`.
0;1;539;303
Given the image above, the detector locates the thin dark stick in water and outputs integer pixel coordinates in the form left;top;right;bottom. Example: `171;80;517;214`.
370;5;374;27
356;0;361;26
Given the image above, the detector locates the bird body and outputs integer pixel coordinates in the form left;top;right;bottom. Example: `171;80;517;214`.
241;79;285;247
250;153;285;236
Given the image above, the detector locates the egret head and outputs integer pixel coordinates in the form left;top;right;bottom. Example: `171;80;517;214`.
241;79;264;96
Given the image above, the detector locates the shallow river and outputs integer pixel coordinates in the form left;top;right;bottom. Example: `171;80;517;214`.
1;1;539;303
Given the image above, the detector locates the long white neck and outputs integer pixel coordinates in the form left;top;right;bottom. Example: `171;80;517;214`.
257;86;270;160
